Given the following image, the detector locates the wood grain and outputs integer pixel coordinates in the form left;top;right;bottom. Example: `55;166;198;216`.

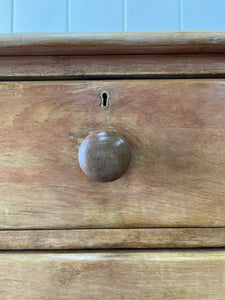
1;54;225;79
1;79;225;228
0;228;225;249
0;250;225;299
1;32;225;55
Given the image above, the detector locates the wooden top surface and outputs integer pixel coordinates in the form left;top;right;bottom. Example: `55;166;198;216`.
1;31;225;56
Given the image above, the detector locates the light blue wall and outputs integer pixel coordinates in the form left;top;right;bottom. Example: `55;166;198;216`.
0;0;225;33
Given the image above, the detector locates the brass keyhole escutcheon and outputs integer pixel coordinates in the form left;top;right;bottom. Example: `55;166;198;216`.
100;91;110;108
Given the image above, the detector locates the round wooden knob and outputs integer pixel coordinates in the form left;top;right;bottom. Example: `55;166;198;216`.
78;130;131;182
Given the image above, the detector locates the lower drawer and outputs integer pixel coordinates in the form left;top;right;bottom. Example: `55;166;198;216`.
1;251;225;299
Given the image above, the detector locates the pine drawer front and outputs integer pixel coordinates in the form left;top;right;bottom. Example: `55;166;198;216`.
0;79;225;229
0;251;225;300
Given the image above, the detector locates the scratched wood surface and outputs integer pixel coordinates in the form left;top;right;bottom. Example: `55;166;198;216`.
0;228;225;249
0;250;225;299
1;79;225;229
1;54;225;79
0;32;225;55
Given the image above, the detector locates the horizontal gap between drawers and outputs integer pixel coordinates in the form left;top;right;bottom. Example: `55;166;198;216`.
0;227;225;231
1;75;225;81
0;248;225;253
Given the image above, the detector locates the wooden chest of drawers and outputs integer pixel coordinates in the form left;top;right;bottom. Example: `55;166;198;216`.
1;32;225;299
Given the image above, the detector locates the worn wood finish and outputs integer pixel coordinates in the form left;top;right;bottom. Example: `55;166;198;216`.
1;54;225;79
0;228;225;250
0;250;224;299
1;79;225;228
1;32;225;55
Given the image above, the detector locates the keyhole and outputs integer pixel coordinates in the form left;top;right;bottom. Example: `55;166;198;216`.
100;91;110;108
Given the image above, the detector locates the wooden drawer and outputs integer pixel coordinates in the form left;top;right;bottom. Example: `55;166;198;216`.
0;250;225;299
1;79;225;229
